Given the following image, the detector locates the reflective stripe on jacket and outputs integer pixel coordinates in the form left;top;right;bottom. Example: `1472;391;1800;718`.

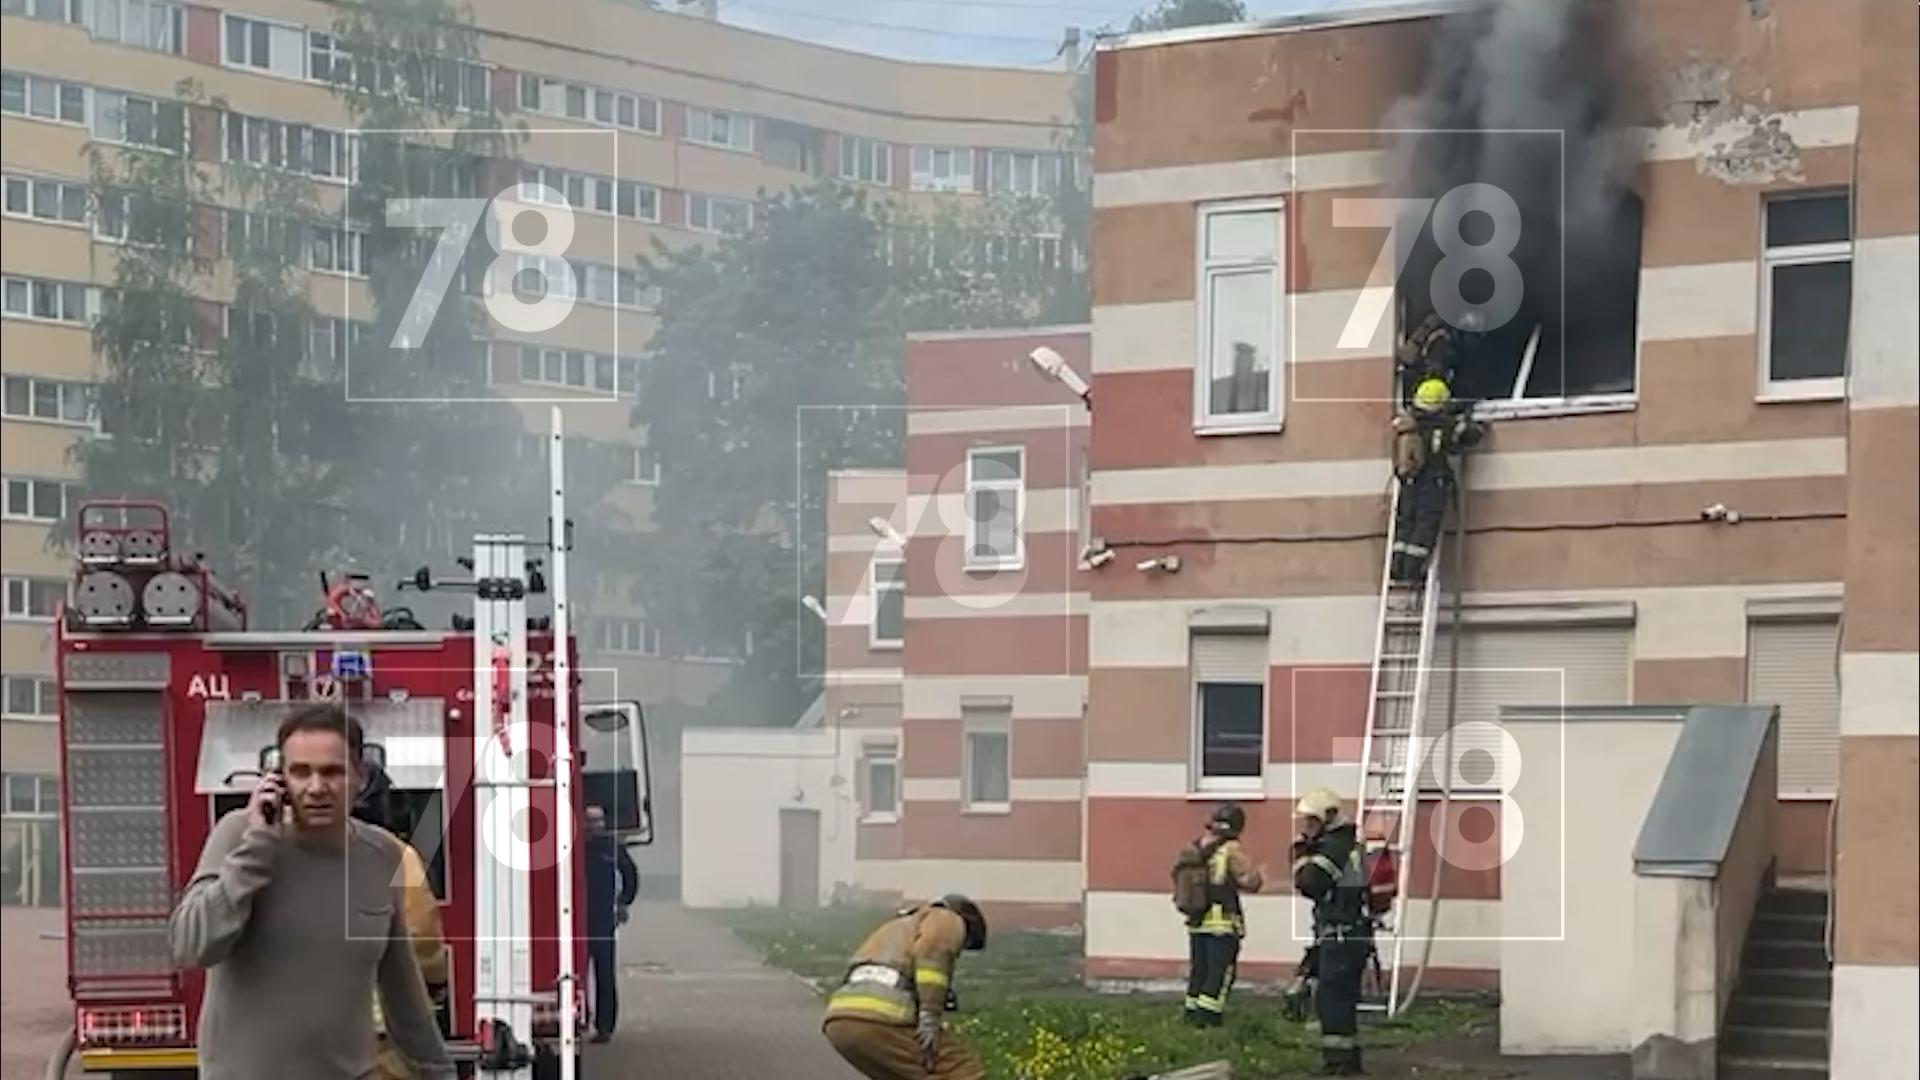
1195;839;1262;937
824;905;968;1027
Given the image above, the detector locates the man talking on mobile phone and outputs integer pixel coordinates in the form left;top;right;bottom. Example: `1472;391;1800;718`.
170;703;455;1080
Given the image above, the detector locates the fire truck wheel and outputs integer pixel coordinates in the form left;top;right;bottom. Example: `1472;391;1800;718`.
532;1044;582;1080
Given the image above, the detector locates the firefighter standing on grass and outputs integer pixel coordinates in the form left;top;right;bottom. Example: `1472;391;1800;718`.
822;894;989;1080
1292;788;1370;1076
1181;803;1263;1027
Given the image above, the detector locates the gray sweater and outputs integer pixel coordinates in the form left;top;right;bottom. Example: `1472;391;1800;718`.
170;809;456;1080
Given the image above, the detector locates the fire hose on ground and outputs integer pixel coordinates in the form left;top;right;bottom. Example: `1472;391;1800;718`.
43;1024;75;1080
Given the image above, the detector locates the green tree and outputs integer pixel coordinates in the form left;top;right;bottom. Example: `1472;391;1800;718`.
1129;0;1248;31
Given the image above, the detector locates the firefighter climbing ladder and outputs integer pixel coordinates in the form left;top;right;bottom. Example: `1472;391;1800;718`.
1353;477;1446;1018
472;406;580;1080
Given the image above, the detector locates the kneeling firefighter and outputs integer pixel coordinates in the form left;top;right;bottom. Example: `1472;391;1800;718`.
1292;788;1370;1076
823;894;989;1080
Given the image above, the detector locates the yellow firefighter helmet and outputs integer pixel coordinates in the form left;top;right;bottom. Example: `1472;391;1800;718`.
1411;376;1452;413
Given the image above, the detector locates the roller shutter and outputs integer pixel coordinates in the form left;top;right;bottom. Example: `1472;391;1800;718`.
1746;619;1839;796
1191;632;1268;685
1417;624;1632;793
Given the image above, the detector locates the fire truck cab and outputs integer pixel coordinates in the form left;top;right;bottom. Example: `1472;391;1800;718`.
55;427;647;1079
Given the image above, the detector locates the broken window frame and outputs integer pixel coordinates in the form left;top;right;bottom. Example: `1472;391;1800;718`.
1757;190;1851;402
1194;198;1286;434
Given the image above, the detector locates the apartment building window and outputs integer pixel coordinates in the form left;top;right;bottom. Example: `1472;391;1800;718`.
3;774;59;816
911;147;975;193
594;88;658;133
223;14;304;78
2;275;91;325
986;150;1061;198
309;227;367;277
3;577;64;621
1;71;88;124
685;107;752;152
306;32;365;89
707;368;746;403
594;616;660;657
304;316;363;380
2;173;87;225
964;447;1023;571
1748;617;1841;797
94;190;178;247
625;446;661;486
574;263;652;309
224;209;302;263
3;477;74;522
1761;191;1851;399
2;0;82;23
686;194;751;235
762;120;819;174
518;167;656;223
518;346;628;394
1196;201;1283;432
2;376;95;426
869;557;904;649
92;90;185;151
860;743;899;822
1191;630;1267;792
88;0;183;54
1;674;57;720
839;136;892;186
962;705;1012;811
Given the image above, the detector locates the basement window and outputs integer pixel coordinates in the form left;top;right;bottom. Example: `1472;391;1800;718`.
1759;190;1851;401
1397;191;1643;418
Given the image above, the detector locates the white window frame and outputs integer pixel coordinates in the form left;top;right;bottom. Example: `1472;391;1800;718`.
222;13;305;79
860;742;900;824
3;476;73;522
1;375;97;428
685;107;753;153
963;445;1025;572
1194;199;1286;435
1;172;88;227
2;72;89;126
686;193;752;235
961;707;1012;814
910;146;975;193
986;149;1060;198
1;673;58;722
1;275;94;325
839;135;892;187
308;226;367;277
88;0;184;55
625;446;661;487
1190;634;1269;795
3;576;64;622
1;773;60;817
595;615;659;657
91;88;186;152
1758;191;1851;402
2;0;83;25
868;556;904;651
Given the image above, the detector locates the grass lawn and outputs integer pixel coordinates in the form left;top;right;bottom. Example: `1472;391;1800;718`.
715;905;1500;1080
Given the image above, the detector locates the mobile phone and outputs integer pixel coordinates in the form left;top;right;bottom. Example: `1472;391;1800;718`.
260;747;285;825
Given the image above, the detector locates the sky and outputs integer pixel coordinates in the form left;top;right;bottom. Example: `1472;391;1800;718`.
708;0;1406;68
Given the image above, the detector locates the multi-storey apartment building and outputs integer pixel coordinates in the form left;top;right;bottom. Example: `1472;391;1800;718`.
1082;1;1912;1071
0;0;1075;905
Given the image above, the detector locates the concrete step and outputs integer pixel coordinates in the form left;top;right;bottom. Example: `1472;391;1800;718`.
1750;913;1827;944
1741;968;1832;1000
1745;940;1832;972
1727;994;1829;1029
1725;1024;1828;1060
1719;1054;1828;1080
1757;888;1829;918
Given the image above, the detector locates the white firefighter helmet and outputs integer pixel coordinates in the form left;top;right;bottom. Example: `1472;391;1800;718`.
1295;787;1344;822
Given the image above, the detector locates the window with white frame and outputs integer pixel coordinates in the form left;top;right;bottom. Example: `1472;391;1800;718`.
1;674;58;720
910;146;975;193
687;193;752;235
94;190;180;248
521;75;654;129
986;149;1061;198
3;577;64;621
3;477;73;522
309;226;367;276
685;107;753;152
1760;191;1851;399
224;208;302;263
1196;202;1283;431
223;14;305;78
92;89;185;151
869;557;904;649
304;316;364;380
518;167;656;222
1;773;60;817
593;615;659;656
1;173;87;225
2;376;95;426
2;0;83;24
706;368;747;402
961;705;1011;810
88;0;183;54
1;71;88;125
516;346;631;395
839;136;892;186
625;445;661;486
305;32;375;90
1;275;92;325
964;447;1023;570
1191;631;1267;792
861;742;899;821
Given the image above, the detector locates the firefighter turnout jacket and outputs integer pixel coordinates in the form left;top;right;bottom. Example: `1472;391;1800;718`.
825;903;971;1027
1292;823;1366;932
1195;839;1264;937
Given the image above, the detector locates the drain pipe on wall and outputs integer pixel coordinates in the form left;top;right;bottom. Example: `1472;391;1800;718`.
1396;443;1472;1015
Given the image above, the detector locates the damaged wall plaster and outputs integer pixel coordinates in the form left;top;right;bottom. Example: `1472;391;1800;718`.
1659;55;1806;186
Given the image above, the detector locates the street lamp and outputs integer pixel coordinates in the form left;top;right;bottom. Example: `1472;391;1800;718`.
1026;346;1091;403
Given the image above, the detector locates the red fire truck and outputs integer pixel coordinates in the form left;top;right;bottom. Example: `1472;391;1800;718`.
49;421;651;1079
